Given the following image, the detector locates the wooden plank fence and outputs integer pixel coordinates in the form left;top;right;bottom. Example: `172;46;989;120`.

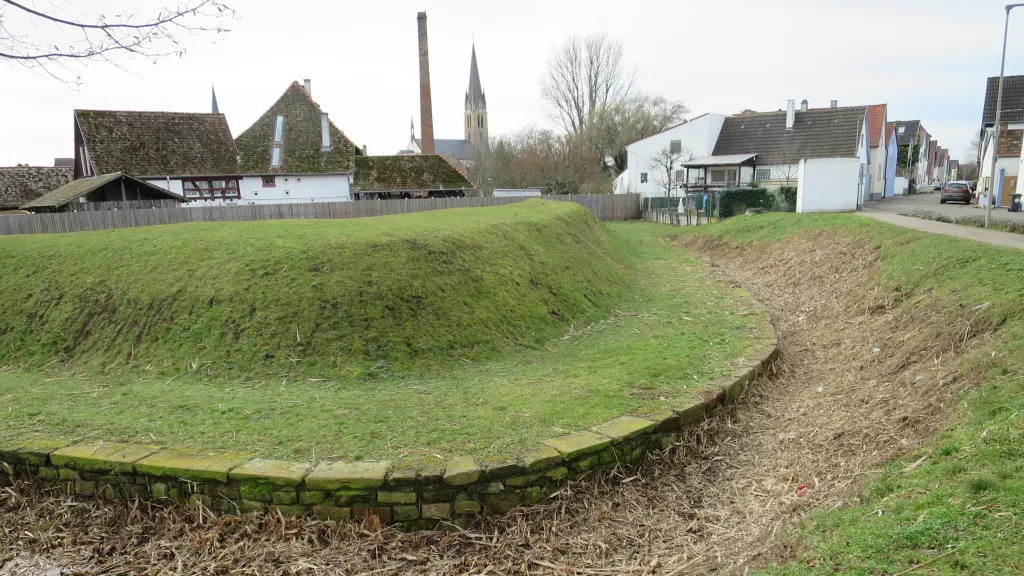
0;194;641;236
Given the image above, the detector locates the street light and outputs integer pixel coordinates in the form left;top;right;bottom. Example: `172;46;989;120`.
985;3;1024;228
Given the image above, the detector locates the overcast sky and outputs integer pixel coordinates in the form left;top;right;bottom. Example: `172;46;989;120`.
1;0;1021;167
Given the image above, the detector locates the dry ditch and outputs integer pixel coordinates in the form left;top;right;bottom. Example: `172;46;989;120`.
0;231;997;575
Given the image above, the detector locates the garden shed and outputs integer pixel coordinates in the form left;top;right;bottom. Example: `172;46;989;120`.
20;172;186;213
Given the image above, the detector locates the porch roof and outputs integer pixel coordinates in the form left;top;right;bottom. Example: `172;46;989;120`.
681;154;758;168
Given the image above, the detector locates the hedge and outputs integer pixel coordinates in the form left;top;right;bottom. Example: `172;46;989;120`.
718;188;774;219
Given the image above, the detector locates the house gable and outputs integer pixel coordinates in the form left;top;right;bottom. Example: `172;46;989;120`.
235;81;358;175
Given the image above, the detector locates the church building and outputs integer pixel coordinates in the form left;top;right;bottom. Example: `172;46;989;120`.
400;44;488;168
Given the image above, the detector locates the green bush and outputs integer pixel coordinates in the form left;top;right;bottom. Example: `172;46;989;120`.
777;186;797;212
718;188;774;219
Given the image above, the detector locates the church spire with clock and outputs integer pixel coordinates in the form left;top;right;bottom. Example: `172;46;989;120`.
464;44;488;148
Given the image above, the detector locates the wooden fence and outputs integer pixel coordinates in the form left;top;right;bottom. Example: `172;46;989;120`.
0;194;640;236
68;199;183;212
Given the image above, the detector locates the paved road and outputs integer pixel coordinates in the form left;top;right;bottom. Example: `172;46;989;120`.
865;192;1024;222
859;209;1024;251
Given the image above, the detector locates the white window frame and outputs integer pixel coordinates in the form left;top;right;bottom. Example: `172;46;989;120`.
271;147;282;168
755;168;771;181
274;116;284;143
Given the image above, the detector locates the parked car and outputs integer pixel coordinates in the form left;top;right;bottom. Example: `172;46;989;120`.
940;181;973;204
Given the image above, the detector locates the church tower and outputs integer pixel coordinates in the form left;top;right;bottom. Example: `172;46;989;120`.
464;44;488;149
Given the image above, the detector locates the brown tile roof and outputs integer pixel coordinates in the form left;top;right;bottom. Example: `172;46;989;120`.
75;110;239;177
867;104;886;148
21;172;183;209
0;166;72;210
712;107;866;164
235;81;358;174
997;124;1023;158
352;155;476;193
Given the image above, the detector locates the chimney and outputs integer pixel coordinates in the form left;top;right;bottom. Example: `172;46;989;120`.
303;79;312;96
786;99;795;130
417;12;436;155
830;100;838;108
321;112;331;151
800;99;808;112
362;145;368;155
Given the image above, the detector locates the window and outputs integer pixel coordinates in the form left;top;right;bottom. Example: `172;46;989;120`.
898;126;906;134
274;116;284;143
670;140;681;154
755;168;771;181
271;147;282;168
674;169;684;183
262;176;276;187
182;178;240;200
710;170;727;184
467;116;470;129
640;172;648;184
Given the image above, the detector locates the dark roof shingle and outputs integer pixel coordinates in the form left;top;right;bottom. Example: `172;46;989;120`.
353;155;476;193
0;166;72;210
890;120;922;146
982;75;1024;125
235;81;358;174
21;172;185;210
75;110;239;177
712;107;866;164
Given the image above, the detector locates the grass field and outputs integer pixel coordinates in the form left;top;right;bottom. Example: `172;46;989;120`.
0;203;767;460
681;213;1024;575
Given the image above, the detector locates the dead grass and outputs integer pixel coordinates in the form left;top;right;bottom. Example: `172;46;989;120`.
0;231;997;576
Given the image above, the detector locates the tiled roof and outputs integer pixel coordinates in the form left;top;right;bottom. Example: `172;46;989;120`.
352;155;476;193
997;124;1023;158
414;138;473;161
22;172;185;209
982;75;1024;125
0;166;72;210
867;104;886;147
712;107;866;164
235;81;358;174
890;120;922;146
465;44;486;110
75;110;239;177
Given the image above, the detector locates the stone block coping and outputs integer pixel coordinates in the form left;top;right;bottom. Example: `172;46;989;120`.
0;316;779;529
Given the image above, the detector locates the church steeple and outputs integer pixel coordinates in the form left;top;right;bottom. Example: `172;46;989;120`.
211;85;220;114
464;43;488;149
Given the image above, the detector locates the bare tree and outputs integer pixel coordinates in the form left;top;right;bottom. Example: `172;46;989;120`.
773;133;801;187
966;131;983;166
541;32;638;135
0;0;234;83
585;93;689;174
649;144;687;196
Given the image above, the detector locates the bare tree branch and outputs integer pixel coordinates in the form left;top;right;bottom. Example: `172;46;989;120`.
649;144;688;197
541;33;638;136
0;0;234;84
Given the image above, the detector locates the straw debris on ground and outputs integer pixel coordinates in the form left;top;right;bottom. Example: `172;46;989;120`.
0;230;995;575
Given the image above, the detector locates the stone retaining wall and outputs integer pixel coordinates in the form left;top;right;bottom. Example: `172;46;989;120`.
0;330;777;529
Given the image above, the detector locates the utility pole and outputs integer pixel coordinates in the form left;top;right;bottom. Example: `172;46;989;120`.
986;4;1024;227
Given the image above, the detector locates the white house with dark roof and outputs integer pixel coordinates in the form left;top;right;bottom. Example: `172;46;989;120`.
617;113;728;196
232;79;361;206
979;76;1024;206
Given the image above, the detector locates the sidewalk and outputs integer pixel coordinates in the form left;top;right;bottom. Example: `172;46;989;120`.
859;209;1024;251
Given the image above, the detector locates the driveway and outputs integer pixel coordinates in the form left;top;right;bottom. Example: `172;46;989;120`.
865;192;1024;222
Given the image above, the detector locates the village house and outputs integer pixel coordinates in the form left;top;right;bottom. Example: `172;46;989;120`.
980;75;1024;207
866;104;890;200
233;80;361;205
617;113;728;196
0;163;71;211
688;100;869;212
73;108;242;203
351;155;475;200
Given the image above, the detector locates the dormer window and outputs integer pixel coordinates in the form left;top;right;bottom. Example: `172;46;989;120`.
271;147;282;168
274;115;284;143
898;126;906;134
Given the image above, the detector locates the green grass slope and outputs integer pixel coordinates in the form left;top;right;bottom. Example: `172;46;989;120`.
683;213;1024;575
0;221;767;459
0;200;628;379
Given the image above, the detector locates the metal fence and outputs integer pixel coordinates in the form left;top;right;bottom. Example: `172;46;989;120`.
641;193;720;226
0;194;641;236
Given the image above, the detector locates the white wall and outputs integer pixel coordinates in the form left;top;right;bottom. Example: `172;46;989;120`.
146;174;352;207
869;146;886;198
894;176;909;196
625;113;726;196
796;158;861;213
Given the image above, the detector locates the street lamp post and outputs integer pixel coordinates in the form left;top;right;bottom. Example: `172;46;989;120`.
985;3;1024;228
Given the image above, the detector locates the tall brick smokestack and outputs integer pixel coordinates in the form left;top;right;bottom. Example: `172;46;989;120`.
417;11;435;155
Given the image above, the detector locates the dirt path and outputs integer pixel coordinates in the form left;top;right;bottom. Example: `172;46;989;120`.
0;234;989;575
